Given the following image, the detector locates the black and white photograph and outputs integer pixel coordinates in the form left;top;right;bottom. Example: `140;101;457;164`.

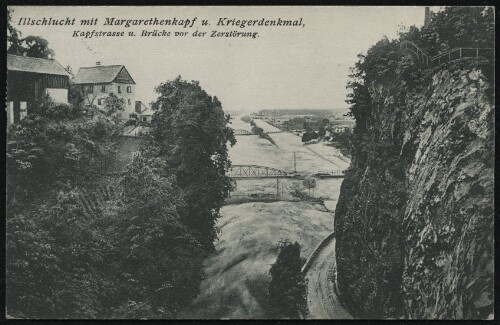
4;4;495;320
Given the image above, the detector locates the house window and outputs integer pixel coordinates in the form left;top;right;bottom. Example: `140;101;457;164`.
86;85;94;94
128;99;131;105
101;85;106;92
127;86;132;93
117;86;122;93
142;117;147;122
98;98;103;105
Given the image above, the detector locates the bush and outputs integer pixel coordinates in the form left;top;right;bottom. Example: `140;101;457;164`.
241;115;253;123
30;94;81;120
268;240;308;319
301;131;318;143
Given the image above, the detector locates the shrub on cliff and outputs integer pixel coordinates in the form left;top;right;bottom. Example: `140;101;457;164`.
268;240;308;319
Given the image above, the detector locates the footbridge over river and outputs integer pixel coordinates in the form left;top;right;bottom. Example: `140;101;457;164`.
227;165;347;179
228;165;288;179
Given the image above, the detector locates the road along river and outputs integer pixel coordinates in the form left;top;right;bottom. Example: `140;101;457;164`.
304;235;352;319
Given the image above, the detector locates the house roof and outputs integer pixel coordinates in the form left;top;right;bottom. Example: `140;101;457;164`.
73;65;136;85
7;54;70;76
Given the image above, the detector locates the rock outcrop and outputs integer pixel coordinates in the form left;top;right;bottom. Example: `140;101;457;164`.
334;61;494;319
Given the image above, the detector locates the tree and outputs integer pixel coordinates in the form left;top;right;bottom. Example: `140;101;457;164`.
318;123;326;137
6;99;123;210
68;79;85;108
150;76;236;252
268;240;308;319
7;10;55;59
112;155;205;318
302;178;316;196
241;115;253;123
6;177;116;318
7;8;24;56
103;93;125;116
303;121;312;132
23;35;55;59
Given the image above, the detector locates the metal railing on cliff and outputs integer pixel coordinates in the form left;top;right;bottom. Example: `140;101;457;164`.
400;41;494;67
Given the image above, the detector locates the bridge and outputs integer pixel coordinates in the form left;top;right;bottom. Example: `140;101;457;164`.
228;165;288;178
401;41;494;67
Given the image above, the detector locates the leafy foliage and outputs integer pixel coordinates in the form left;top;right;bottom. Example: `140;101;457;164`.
328;129;351;157
7;9;55;59
30;95;81;119
268;240;308;319
68;79;85;108
249;120;277;145
240;115;253;123
111;155;205;318
301;131;318;143
6;76;234;318
102;93;126;116
401;7;495;56
150;76;236;251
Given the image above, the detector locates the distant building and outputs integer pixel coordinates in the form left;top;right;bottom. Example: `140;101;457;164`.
6;54;70;125
73;63;136;116
134;100;154;123
139;107;155;124
333;126;350;133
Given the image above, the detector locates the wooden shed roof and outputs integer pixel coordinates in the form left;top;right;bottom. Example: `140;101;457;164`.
7;54;70;76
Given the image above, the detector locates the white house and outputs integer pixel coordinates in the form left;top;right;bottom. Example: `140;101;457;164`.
73;63;136;116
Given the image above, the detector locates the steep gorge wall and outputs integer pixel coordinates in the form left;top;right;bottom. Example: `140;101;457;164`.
334;61;494;319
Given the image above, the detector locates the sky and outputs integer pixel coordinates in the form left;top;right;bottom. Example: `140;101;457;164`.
9;6;428;112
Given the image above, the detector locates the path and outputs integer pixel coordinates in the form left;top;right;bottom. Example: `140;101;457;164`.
305;235;352;319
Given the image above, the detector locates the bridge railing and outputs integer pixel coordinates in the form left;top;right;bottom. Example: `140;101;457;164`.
401;41;430;65
400;41;494;67
227;165;288;178
316;170;346;176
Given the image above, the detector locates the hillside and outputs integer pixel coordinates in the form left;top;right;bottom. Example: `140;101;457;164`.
334;8;494;319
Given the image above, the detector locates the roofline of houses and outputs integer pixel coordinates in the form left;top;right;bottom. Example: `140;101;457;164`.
74;65;137;85
7;54;71;77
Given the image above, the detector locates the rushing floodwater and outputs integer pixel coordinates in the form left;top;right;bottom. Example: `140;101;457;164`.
179;117;351;319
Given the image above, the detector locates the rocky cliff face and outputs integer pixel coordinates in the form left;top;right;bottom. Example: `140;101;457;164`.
334;61;494;319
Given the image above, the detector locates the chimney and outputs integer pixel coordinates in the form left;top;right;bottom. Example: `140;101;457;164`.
96;61;101;66
424;7;431;27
